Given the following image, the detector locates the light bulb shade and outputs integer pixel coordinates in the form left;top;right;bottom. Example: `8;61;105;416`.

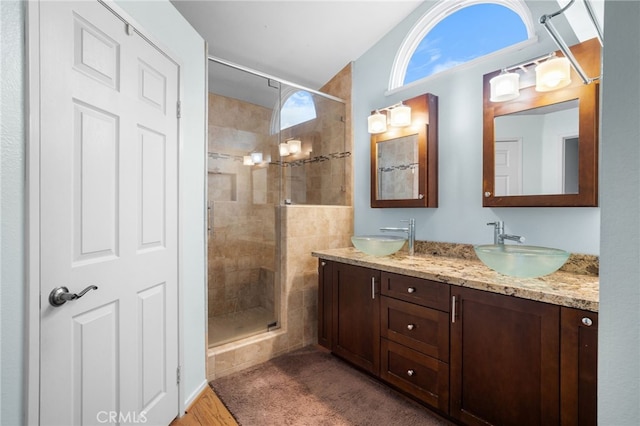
279;142;290;157
490;72;520;102
535;57;571;92
367;111;387;134
243;155;254;166
250;151;263;164
389;104;411;127
287;139;301;154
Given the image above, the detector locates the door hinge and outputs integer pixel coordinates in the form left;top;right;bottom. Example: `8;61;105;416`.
176;101;181;119
176;366;181;385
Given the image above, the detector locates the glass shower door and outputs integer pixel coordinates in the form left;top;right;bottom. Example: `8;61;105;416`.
207;59;281;347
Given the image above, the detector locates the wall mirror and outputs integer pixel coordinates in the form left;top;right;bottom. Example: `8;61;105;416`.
371;93;438;208
482;38;600;207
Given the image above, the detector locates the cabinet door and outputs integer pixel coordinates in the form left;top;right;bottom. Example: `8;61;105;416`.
560;307;598;426
332;262;380;375
450;287;560;426
317;259;333;349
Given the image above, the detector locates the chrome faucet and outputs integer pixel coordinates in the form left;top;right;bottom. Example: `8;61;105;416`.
381;218;415;255
487;221;525;245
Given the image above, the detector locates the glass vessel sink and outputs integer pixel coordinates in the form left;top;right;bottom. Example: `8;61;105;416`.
351;235;407;256
474;244;570;278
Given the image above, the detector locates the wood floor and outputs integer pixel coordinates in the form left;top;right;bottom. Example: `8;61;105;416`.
170;386;238;426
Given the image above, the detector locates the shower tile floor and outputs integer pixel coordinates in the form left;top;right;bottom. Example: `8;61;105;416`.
208;306;276;347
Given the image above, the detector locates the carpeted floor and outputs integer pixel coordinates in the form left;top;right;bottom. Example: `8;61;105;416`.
210;346;453;426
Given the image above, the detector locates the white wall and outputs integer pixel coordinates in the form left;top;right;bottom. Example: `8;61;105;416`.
1;2;26;426
114;0;208;407
599;1;640;423
353;0;599;255
0;1;207;424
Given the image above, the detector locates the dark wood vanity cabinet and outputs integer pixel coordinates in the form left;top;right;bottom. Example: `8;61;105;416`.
323;261;381;375
380;272;451;413
450;286;561;426
317;259;598;425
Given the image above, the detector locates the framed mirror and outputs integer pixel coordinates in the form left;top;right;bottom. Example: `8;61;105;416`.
371;93;438;208
482;38;600;207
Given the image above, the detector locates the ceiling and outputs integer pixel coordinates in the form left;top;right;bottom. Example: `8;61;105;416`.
171;0;423;91
171;0;603;105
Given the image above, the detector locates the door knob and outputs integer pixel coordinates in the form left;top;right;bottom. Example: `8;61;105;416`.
49;285;98;307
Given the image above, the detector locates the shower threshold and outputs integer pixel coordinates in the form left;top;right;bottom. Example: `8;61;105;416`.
208;306;277;348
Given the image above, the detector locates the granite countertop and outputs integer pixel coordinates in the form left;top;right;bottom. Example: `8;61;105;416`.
312;247;599;312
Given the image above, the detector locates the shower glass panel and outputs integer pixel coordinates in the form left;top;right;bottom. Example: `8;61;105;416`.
207;59;281;347
279;86;348;205
206;58;347;348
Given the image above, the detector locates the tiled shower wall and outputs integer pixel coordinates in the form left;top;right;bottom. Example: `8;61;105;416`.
207;205;353;379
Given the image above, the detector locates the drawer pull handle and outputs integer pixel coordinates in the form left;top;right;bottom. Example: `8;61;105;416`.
407;324;415;331
452;295;457;323
582;317;593;326
407;369;415;377
371;277;376;300
407;287;416;294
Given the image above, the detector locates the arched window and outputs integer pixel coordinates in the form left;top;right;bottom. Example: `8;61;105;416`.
390;0;535;89
280;89;316;130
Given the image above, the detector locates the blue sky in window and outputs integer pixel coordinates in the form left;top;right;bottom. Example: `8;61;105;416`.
404;4;528;84
281;91;316;130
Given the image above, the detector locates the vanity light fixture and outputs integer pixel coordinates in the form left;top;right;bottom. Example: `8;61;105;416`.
279;142;290;157
243;155;254;166
250;151;263;164
489;69;520;102
279;139;302;157
389;102;411;127
367;110;387;134
287;139;301;154
535;56;571;92
367;103;412;134
489;52;576;102
490;0;603;104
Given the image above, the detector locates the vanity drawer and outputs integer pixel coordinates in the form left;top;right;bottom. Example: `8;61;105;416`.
381;338;449;414
380;271;450;311
381;296;449;361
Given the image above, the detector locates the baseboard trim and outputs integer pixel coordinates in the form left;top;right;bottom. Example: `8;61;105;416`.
184;379;209;413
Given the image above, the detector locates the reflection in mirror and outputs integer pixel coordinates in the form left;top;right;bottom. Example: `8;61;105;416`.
494;100;579;196
376;134;419;200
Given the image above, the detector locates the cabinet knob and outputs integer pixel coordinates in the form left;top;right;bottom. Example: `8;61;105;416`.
407;369;415;377
407;287;416;294
582;317;593;326
407;324;415;331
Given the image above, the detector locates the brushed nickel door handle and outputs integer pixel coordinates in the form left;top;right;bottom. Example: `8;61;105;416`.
49;285;98;307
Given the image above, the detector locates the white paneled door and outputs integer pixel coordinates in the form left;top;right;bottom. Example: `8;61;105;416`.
37;1;180;425
494;139;523;196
